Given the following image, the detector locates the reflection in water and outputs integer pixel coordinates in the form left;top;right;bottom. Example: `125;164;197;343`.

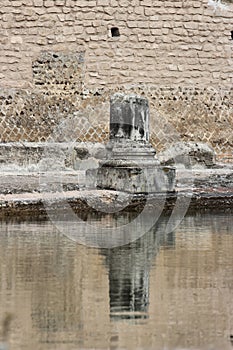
0;213;232;350
102;219;175;320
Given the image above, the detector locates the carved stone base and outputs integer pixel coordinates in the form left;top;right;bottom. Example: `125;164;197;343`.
106;139;159;163
87;93;176;194
95;161;175;193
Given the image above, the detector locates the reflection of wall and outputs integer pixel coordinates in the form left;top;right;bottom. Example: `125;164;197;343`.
0;214;232;350
0;222;110;349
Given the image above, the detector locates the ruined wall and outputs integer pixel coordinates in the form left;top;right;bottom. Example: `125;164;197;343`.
0;0;232;88
0;0;232;158
0;85;232;160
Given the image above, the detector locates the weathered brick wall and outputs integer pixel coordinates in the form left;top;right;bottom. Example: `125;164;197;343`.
0;84;232;160
0;0;232;88
0;1;232;160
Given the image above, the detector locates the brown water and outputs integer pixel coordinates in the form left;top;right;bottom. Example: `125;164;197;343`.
0;213;232;350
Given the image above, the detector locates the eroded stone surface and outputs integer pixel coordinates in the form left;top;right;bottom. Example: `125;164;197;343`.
96;164;175;193
0;1;232;88
110;93;149;142
0;86;232;160
0;142;105;169
158;142;216;168
95;94;176;193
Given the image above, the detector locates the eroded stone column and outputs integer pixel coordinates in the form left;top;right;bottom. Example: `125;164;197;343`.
107;93;157;162
110;93;149;142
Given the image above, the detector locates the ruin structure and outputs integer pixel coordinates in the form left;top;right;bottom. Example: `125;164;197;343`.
0;0;232;158
0;0;232;88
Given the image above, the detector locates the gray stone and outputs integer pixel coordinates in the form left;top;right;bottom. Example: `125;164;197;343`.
158;142;216;168
88;143;108;159
65;146;89;168
93;93;176;193
73;146;89;160
96;162;175;193
110;93;149;142
74;157;99;171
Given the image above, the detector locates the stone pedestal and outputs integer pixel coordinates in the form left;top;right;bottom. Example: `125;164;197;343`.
97;161;175;193
94;93;176;193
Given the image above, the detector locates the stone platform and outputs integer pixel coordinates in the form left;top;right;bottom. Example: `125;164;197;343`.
0;166;232;219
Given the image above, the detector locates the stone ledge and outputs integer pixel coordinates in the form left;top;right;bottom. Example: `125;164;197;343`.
0;142;107;169
0;186;232;220
0;165;232;219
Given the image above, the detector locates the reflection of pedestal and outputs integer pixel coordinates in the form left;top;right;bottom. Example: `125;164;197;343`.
104;229;154;320
102;216;176;320
96;93;175;193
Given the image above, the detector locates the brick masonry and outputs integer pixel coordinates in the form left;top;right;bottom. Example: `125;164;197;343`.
0;0;232;88
0;0;232;159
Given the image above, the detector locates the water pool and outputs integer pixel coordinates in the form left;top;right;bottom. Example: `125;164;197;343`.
0;212;232;350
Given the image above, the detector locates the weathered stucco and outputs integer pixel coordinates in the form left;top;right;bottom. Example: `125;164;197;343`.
0;1;232;158
0;0;232;88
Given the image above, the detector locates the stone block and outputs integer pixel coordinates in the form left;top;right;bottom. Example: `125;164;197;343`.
55;0;65;5
33;0;43;5
140;0;153;6
44;0;54;7
158;142;216;168
97;0;109;5
10;36;23;44
145;8;156;16
95;163;176;193
184;22;199;29
12;1;22;6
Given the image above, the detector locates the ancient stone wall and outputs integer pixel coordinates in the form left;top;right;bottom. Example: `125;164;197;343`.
0;0;232;88
0;84;232;160
0;1;232;159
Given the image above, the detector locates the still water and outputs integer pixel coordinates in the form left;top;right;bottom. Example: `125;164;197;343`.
0;212;232;350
